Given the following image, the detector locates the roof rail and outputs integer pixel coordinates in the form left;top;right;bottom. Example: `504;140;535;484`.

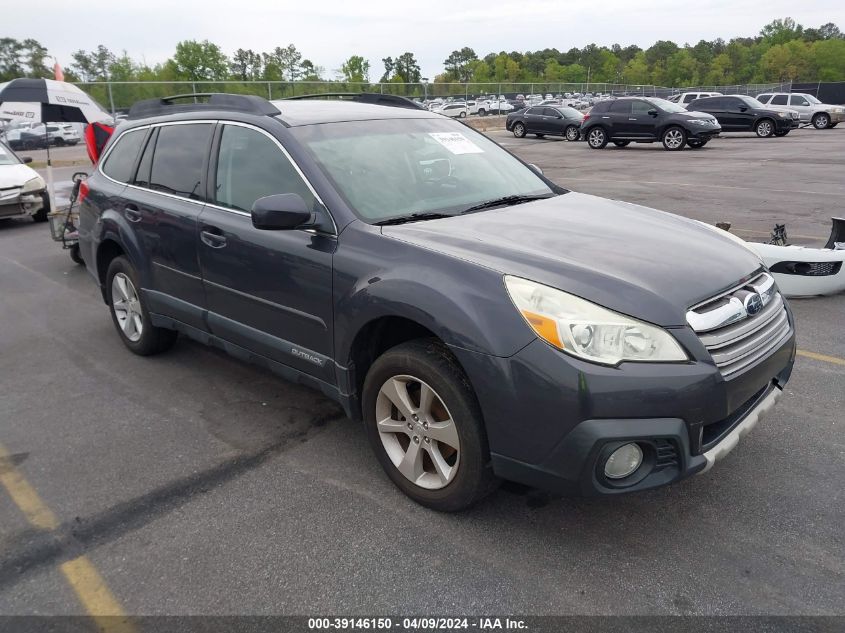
283;92;425;110
128;93;280;120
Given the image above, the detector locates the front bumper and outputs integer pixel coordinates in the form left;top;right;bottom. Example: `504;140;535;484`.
687;127;720;141
828;111;845;124
451;320;795;497
0;191;44;218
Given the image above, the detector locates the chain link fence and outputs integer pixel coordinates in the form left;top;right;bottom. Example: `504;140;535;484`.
74;80;795;114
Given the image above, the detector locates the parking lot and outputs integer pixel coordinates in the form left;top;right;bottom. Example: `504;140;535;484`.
0;126;843;617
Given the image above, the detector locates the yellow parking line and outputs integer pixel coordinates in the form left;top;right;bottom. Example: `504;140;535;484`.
0;442;59;531
797;350;845;366
0;442;134;631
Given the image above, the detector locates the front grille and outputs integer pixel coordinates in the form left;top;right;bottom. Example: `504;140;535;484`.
769;260;842;277
687;273;792;379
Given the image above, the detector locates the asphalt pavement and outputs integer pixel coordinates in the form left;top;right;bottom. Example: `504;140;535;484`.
0;126;842;618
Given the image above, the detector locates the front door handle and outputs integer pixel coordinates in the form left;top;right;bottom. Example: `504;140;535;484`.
124;206;141;223
200;228;227;249
628;117;638;121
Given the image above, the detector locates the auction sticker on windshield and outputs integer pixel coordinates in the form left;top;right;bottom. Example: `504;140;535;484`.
428;132;484;155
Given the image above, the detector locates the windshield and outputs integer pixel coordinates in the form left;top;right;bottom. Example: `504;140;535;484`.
291;118;555;223
649;98;687;113
739;96;766;109
0;142;21;166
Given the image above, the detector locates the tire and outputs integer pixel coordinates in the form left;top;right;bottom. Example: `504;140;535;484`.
687;139;708;148
586;127;608;149
774;130;790;137
458;111;466;118
512;122;526;138
362;339;499;512
535;134;545;138
32;192;50;222
612;141;630;147
662;126;686;150
69;243;84;265
829;123;838;128
755;119;775;138
565;125;580;141
812;113;830;129
105;256;177;356
478;109;486;117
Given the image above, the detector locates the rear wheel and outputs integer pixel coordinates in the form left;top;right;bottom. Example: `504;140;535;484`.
535;133;545;138
512;122;526;138
565;125;580;141
812;113;830;129
106;256;177;355
458;111;466;118
755;119;774;137
612;141;630;147
687;139;708;148
662;126;686;150
362;339;499;512
587;127;608;149
69;243;84;265
774;130;790;137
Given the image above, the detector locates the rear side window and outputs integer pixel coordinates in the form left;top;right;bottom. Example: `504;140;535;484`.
148;123;213;200
757;95;772;104
214;124;314;213
682;94;697;103
771;95;788;105
101;128;146;183
590;101;610;113
699;98;723;109
609;100;632;114
133;128;158;188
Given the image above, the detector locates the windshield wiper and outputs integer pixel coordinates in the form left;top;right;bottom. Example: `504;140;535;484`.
374;212;455;226
460;194;554;214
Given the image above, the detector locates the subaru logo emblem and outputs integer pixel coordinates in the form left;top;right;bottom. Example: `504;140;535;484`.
744;293;763;316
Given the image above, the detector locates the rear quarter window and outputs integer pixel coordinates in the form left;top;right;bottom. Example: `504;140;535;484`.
101;128;147;183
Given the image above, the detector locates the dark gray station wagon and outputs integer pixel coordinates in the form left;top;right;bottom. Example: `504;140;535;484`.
78;94;795;511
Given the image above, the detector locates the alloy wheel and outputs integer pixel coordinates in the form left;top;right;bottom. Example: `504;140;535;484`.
588;129;605;147
814;114;829;129
757;121;772;137
566;126;579;141
664;129;684;149
375;375;460;490
111;272;144;342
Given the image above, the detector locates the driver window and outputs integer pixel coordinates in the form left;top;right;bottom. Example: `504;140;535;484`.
789;95;810;106
215;124;315;212
631;101;653;115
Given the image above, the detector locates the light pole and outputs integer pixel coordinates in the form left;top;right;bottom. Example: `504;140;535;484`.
422;78;428;102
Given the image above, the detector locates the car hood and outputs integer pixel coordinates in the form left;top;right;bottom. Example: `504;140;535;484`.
0;163;40;189
680;110;719;120
382;192;763;327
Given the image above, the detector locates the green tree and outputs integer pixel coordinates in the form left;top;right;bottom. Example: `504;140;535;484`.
380;57;394;82
760;17;804;45
168;40;229;81
443;47;478;82
230;48;262;81
812;38;845;80
394;52;420;83
622;52;650;84
300;59;323;81
340;55;370;83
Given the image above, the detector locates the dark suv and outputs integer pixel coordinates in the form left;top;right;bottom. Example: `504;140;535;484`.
78;93;795;511
687;95;799;137
581;97;721;150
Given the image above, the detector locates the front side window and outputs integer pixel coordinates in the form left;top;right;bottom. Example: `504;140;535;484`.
771;95;789;105
101;128;146;183
789;95;810;106
215;124;314;212
148;123;213;200
291;117;555;223
632;100;654;115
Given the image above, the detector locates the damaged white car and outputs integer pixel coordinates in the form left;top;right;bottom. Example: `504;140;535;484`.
0;140;48;222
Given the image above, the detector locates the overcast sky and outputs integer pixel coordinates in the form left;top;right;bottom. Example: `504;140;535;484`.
7;1;844;79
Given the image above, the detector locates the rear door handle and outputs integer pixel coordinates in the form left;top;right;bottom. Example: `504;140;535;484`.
124;206;141;223
200;227;227;249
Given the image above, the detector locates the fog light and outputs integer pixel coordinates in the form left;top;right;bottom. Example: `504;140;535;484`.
604;443;643;479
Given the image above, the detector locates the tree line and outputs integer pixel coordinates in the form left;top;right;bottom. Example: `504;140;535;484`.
1;18;842;105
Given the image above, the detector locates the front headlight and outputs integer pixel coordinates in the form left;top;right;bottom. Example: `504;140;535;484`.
834;107;844;114
688;118;713;125
504;276;689;365
21;176;46;193
777;112;788;118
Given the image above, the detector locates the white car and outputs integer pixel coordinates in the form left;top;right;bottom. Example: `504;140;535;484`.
2;121;80;147
755;93;845;129
434;102;468;118
487;99;514;114
672;92;722;107
0;141;47;222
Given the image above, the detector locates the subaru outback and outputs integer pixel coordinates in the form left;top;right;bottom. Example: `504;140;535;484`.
77;93;795;511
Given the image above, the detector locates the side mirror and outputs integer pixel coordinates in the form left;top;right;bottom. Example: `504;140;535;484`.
739;106;748;112
22;156;33;164
648;109;659;116
251;193;314;230
529;163;544;176
72;171;88;183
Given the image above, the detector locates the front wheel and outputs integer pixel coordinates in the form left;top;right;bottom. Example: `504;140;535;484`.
512;122;526;138
478;109;486;117
458;111;466;118
362;339;499;512
32;192;50;222
755;119;774;137
812;113;830;129
586;127;608;149
535;133;545;138
774;130;790;137
565;125;580;141
69;243;84;265
106;256;177;356
687;139;708;148
662;126;686;150
612;141;630;147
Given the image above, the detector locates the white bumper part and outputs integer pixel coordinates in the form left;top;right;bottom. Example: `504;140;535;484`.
698;386;782;474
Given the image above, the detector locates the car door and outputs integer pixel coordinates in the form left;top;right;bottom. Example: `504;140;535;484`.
197;121;336;383
724;97;754;130
121;122;213;330
541;107;563;133
788;94;812;121
607;100;634;137
704;98;733;129
522;107;543;132
628;100;658;139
